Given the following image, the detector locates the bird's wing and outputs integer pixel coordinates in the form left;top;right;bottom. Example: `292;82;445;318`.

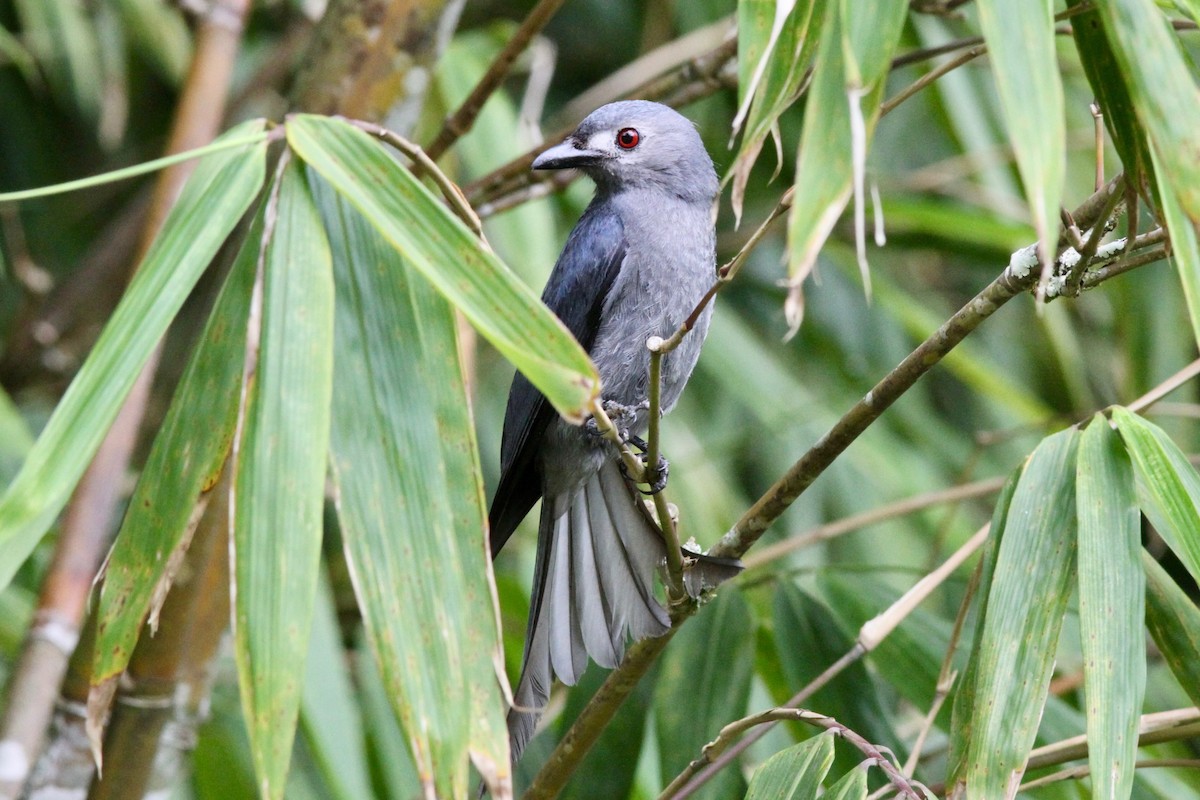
488;202;627;556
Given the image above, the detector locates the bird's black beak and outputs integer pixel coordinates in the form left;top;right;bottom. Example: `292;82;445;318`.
531;140;604;171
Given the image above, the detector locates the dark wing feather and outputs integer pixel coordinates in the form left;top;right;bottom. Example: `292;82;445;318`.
488;201;627;556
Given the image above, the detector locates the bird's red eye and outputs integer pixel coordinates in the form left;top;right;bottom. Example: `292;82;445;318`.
616;128;640;149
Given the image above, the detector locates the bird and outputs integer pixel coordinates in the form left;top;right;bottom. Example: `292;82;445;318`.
487;100;742;762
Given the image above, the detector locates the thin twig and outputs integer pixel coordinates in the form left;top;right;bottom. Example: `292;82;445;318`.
1078;245;1167;288
901;557;984;778
743;476;1005;570
587;398;650;486
346;118;488;241
666;710;929;800
1024;708;1200;772
656;190;793;358
423;0;567;162
666;647;866;800
881;45;986;118
1127;358;1200;414
1020;759;1200;791
1064;175;1126;294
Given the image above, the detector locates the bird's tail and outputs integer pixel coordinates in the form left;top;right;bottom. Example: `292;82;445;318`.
506;458;743;762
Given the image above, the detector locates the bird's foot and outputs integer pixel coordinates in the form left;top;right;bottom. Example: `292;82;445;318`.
618;434;670;494
639;454;670;495
585;399;648;442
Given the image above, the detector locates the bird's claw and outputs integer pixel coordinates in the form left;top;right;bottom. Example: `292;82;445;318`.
616;436;670;494
586;399;648;442
639;454;669;495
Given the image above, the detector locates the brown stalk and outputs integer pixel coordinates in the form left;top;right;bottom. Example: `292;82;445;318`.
85;466;232;800
423;0;567;162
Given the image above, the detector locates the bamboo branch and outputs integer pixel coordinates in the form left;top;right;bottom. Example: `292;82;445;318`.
743;476;1005;570
423;0;567;162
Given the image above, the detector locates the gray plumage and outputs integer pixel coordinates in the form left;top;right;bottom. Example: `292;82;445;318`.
488;100;738;763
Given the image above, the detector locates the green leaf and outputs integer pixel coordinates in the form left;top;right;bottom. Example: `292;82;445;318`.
14;0;103;122
113;0;191;85
284;114;597;421
785;0;907;306
957;429;1079;798
1142;552;1200;710
1070;5;1157;202
736;0;780;112
1076;414;1144;800
0;388;32;488
744;732;834;800
300;575;375;800
1150;145;1200;353
312;172;508;798
730;0;829;217
656;589;755;800
824;765;868;800
1113;407;1200;585
90;204;259;691
948;468;1021;787
355;636;421;800
975;0;1064;280
232;156;334;800
0;119;267;593
1095;0;1200;222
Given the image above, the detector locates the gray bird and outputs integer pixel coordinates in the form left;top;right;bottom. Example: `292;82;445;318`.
488;100;741;762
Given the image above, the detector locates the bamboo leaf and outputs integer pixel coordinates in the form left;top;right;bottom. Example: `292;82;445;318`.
975;0;1064;283
0;388;32;487
785;0;907;319
1070;5;1157;201
730;0;829;218
1076;414;1144;800
300;575;375;800
744;731;835;800
231;156;334;800
656;589;755;800
958;429;1079;798
0;119;267;592
90;204;260;693
113;0;190;86
284;114;597;422
311;172;509;799
1149;146;1200;352
1112;407;1200;584
948;470;1021;790
1095;0;1200;222
14;0;103;122
824;765;868;800
1142;552;1200;710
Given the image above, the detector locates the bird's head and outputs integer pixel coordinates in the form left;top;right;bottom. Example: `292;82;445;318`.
532;100;718;203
